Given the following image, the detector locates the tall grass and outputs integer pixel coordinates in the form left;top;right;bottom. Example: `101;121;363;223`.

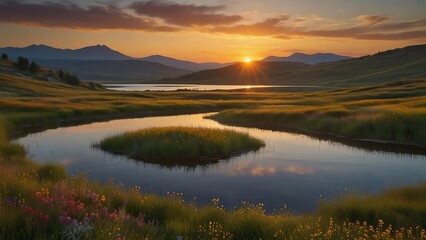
209;104;426;145
94;127;265;166
319;185;426;227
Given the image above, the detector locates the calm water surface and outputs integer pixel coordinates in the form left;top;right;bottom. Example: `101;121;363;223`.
16;113;426;213
104;84;306;91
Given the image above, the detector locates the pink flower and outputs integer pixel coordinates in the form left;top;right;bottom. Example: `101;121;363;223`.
68;200;76;207
76;202;85;211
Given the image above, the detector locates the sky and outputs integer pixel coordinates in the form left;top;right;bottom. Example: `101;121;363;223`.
0;0;425;62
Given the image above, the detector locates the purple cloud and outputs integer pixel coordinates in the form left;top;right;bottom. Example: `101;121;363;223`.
129;0;243;26
0;1;178;31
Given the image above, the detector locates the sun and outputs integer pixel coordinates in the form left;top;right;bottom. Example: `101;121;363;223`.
244;57;252;63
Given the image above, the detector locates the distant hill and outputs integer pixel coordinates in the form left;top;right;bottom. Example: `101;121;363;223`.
0;44;133;61
37;59;190;83
140;55;232;72
271;44;426;87
262;53;352;65
159;61;310;85
0;45;230;72
163;45;426;87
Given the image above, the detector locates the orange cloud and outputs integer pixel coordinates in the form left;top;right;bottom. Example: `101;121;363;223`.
357;15;390;26
130;0;243;26
213;15;426;41
212;16;293;36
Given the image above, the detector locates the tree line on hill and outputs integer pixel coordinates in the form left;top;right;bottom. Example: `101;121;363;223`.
1;53;82;86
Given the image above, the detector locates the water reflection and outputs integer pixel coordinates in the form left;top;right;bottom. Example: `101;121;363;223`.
231;163;277;176
16;113;426;213
283;165;316;175
104;84;302;92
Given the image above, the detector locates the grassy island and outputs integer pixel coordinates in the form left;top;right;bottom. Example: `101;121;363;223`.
94;127;265;166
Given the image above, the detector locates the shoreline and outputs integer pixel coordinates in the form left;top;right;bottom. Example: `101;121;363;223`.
207;118;426;156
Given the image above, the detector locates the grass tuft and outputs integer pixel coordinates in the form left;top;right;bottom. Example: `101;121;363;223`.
37;164;67;182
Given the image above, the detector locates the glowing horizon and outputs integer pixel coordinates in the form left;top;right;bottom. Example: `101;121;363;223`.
0;0;425;62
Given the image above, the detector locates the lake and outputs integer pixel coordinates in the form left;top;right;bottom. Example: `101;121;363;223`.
104;84;308;91
16;113;426;214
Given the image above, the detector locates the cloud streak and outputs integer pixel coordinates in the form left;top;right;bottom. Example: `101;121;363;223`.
213;15;426;41
212;16;294;37
0;1;178;31
129;0;243;26
357;15;390;26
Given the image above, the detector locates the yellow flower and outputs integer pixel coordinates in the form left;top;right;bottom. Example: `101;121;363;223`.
101;195;106;202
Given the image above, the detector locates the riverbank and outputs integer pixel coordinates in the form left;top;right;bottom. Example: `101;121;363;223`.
208;105;426;150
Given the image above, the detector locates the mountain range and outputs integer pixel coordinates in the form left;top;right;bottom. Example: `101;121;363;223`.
0;44;132;61
0;44;354;82
161;45;426;87
0;44;230;72
262;53;352;65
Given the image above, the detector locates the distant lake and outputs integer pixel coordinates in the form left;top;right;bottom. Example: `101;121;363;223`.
104;84;307;91
16;113;426;214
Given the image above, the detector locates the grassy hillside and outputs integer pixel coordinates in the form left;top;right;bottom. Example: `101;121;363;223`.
273;44;426;86
0;58;103;90
0;70;425;239
163;45;426;87
160;61;310;85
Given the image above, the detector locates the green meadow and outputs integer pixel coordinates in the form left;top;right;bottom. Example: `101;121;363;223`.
210;80;426;146
0;60;426;239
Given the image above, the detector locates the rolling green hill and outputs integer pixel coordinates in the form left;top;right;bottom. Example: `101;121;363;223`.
273;44;426;86
162;45;426;87
159;61;310;85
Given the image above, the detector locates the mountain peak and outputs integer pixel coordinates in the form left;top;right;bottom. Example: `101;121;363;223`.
145;54;172;59
27;44;52;49
288;52;311;58
80;44;112;50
